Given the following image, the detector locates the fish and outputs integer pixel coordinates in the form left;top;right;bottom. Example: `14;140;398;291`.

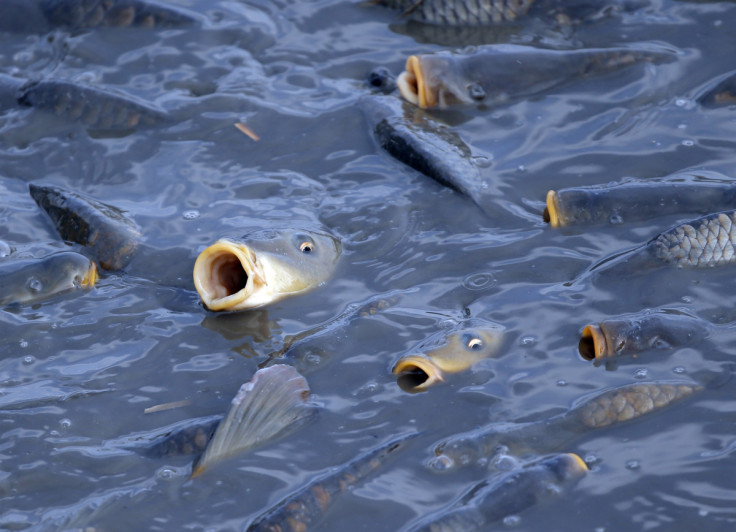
392;319;505;392
29;183;142;271
16;77;169;131
544;175;736;228
38;0;199;31
359;94;488;211
429;380;700;471
396;44;674;109
579;309;712;361
696;69;736;108
401;453;588;532
137;365;316;478
245;433;415;531
193;228;341;312
0;251;97;306
262;291;400;374
375;0;641;27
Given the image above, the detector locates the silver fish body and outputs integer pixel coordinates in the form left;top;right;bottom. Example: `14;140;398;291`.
544;176;736;228
193;228;341;311
403;453;588;532
0;251;97;306
397;44;674;109
430;381;700;471
579;309;712;360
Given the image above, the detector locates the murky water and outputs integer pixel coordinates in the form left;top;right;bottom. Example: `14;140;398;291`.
2;1;736;530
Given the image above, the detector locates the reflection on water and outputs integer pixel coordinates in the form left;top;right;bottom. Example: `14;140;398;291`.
2;0;736;530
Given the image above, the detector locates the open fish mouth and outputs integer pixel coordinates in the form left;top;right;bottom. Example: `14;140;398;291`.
193;239;259;311
579;323;608;360
397;55;433;108
393;355;443;392
544;190;562;227
79;261;99;288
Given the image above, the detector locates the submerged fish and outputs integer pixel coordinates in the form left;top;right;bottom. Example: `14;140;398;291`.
579;309;712;361
0;251;97;306
430;380;700;471
402;453;588;532
396;44;674;109
375;0;640;26
39;0;198;31
544;175;736;228
141;365;316;477
29;183;142;271
697;70;736;108
246;433;414;531
360;94;488;211
193;229;341;312
393;319;505;392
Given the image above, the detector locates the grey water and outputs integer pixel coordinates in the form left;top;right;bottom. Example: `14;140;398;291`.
2;0;736;530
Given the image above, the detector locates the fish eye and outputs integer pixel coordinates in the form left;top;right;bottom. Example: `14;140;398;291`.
299;240;314;254
463;333;483;350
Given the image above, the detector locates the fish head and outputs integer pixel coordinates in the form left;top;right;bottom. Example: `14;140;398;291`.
193;228;341;312
397;54;473;109
393;320;505;392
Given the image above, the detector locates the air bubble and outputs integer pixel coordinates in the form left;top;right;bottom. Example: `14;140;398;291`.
183;210;200;220
22;355;34;365
673;366;686;374
634;368;648;379
520;336;536;346
625;459;641;470
675;98;688;107
59;418;72;430
682;139;694;147
19;340;28;348
502;515;521;528
557;379;567;387
609;213;623;225
28;279;43;292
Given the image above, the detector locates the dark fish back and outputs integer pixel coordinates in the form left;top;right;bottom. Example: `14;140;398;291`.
39;0;198;30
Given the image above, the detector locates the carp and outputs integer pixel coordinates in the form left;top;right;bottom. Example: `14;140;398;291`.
402;453;587;532
245;433;414;531
375;0;643;27
193;229;341;312
360;94;490;212
544;175;736;228
579;309;712;361
396;44;674;109
430;380;700;471
392;319;505;392
0;251;97;306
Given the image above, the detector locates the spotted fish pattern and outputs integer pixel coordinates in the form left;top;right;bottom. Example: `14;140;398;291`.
651;210;736;268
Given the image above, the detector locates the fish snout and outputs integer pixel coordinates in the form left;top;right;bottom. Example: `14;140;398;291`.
578;323;609;360
193;240;257;311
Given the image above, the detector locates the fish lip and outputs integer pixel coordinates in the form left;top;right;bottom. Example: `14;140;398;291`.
545;190;562;227
579;323;608;360
392;354;444;392
565;452;590;473
193;239;259;311
397;55;433;108
80;261;98;288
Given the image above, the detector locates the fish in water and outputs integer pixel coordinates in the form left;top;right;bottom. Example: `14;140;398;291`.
544;174;736;228
579;309;712;361
0;74;169;132
0;251;98;306
29;183;142;271
696;69;736;108
193;228;341;312
393;319;505;392
0;0;198;34
375;0;643;27
245;433;415;531
429;380;700;471
401;453;588;532
359;94;490;212
396;44;675;109
139;365;316;478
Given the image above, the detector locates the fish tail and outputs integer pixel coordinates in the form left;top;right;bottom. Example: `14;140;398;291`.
191;365;316;478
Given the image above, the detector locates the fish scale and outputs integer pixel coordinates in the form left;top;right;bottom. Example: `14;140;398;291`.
653;211;736;267
381;0;535;25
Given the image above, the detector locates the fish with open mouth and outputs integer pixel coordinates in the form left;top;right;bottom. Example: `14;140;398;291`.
193;228;341;312
0;250;98;306
392;319;505;392
245;433;415;532
396;44;675;109
401;453;588;532
579;309;712;361
0;74;169;132
429;380;700;471
375;0;644;27
544;174;736;228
